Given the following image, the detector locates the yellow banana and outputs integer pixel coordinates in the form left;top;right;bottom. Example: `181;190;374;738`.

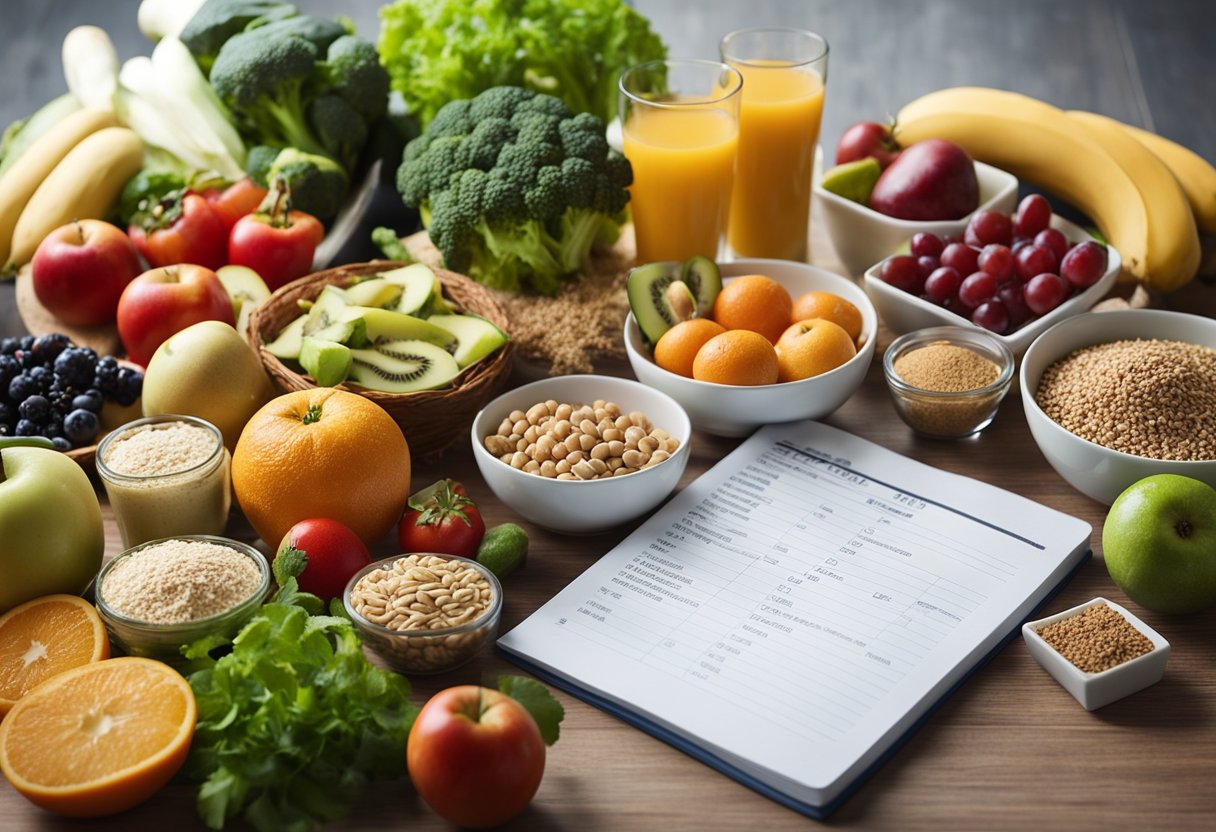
9;127;144;267
1116;122;1216;236
895;87;1191;292
0;107;116;265
1066;110;1199;292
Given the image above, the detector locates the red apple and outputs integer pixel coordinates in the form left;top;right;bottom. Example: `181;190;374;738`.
116;264;236;366
868;139;979;221
31;220;142;326
835;121;901;169
407;686;546;829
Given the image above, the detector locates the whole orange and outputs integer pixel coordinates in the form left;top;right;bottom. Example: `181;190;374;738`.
654;318;727;378
790;291;864;343
692;330;779;386
233;389;411;546
711;275;793;344
775;319;858;382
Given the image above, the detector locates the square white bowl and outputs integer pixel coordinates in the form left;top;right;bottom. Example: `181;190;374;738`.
1022;597;1169;711
815;160;1018;276
864;215;1121;358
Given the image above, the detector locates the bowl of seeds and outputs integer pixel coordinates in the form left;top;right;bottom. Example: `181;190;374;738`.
1021;309;1216;504
94;535;271;665
883;326;1015;438
1022;597;1169;710
344;553;502;675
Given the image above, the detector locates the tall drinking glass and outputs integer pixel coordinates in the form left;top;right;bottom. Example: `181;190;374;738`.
720;29;828;261
619;60;743;264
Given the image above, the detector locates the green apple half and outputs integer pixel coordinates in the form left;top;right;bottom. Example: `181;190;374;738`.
0;440;104;613
1102;473;1216;614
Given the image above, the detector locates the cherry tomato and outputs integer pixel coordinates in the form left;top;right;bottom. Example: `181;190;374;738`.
205;177;269;232
227;180;324;291
128;192;228;270
398;479;487;559
276;517;371;601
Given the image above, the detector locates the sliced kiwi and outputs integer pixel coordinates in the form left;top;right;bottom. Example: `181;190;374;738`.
299;336;352;387
679;256;723;316
380;264;437;316
628;263;700;345
266;315;307;360
344;277;404;309
348;339;461;393
302;285;351;336
311;316;368;348
427;313;509;368
340;306;456;350
216;265;271;337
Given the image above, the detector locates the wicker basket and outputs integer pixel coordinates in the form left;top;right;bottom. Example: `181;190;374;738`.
248;261;514;458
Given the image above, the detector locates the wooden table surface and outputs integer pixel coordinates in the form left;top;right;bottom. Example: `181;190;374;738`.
3;2;1216;831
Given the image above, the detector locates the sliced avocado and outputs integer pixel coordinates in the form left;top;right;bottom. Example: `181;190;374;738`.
339;306;456;350
302;285;351;336
348;339;461;393
344;277;404;309
427;314;509;368
265;314;307;360
311;316;368;348
380;264;437;316
299;337;352;387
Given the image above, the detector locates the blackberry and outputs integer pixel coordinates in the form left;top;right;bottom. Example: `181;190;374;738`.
14;418;39;436
93;356;120;396
18;350;41;370
72;389;104;414
63;409;99;446
114;367;143;407
8;374;39;403
43;414;64;439
18;395;50;423
53;349;96;388
0;354;19;392
31;333;72;364
50;436;71;452
28;366;53;392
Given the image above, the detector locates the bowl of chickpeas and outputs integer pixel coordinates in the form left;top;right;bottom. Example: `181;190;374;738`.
470;374;692;534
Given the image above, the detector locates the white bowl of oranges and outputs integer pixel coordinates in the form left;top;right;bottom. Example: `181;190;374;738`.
624;258;877;437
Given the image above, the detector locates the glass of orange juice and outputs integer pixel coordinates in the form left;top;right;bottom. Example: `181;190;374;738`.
720;29;829;262
619;60;743;264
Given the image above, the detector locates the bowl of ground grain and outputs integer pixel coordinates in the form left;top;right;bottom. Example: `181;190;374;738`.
94;535;270;664
1021;309;1216;504
1023;597;1169;710
883;326;1015;438
344;553;502;675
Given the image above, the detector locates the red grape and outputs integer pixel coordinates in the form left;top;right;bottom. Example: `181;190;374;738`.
881;255;924;293
1059;240;1109;289
910;232;944;258
997;283;1033;327
1034;227;1069;262
971;299;1010;334
978;244;1014;282
1024;272;1070;315
1013;194;1052;237
916;255;940;279
924;266;963;303
965;210;1013;247
958;271;998;310
940;242;980;276
1014;243;1059;282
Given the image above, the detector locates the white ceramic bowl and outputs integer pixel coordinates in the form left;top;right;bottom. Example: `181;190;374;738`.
864;215;1121;357
624;259;878;437
1022;597;1169;711
470;374;691;534
815;160;1018;276
1020;309;1216;504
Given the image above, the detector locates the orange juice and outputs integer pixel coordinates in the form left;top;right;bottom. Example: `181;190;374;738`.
623;106;738;264
728;64;825;260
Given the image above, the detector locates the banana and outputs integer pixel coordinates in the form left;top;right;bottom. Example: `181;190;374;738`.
1066;110;1199;292
9;127;144;268
0;106;115;265
895;87;1196;292
1116;121;1216;236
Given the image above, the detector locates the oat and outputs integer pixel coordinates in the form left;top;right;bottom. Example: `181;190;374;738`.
102;539;262;624
1036;603;1154;673
102;422;218;477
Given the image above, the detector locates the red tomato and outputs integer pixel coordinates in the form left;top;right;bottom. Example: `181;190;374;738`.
205;178;269;232
128;193;228;270
407;686;546;829
227;182;324;291
276;517;371;601
397;479;486;558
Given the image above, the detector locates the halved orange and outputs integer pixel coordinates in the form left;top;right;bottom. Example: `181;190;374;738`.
0;657;196;817
0;594;109;717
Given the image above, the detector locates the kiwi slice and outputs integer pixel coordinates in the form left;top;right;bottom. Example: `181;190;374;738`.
427;314;509;368
380;264;437;316
344;277;404;309
266;315;307;360
340;306;456;350
302;285;351;336
310;316;368;348
679;256;723;316
627;258;723;345
299;337;352;387
348;339;461;393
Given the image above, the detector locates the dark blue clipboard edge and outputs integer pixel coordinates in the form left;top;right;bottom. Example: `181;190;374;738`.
497;549;1091;822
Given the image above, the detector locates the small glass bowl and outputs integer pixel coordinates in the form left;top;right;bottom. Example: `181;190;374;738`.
344;553;503;675
883;326;1015;438
94;535;271;667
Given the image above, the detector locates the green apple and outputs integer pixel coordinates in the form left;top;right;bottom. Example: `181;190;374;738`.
0;438;104;613
142;320;275;451
1102;474;1216;614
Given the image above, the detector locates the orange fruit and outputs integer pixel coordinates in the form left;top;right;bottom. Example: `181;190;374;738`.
0;657;196;818
711;275;794;344
654;318;728;378
233;388;412;546
790;291;864;343
775;319;858;382
692;330;780;386
0;595;109;717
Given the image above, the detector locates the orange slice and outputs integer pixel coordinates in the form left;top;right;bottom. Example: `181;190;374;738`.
0;657;196;817
0;594;109;717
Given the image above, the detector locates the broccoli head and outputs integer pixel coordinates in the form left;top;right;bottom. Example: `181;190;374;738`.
320;36;390;123
263;147;349;222
396;86;631;293
309;94;368;171
179;0;298;72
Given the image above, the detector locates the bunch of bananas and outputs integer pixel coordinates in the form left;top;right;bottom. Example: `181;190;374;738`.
896;87;1212;293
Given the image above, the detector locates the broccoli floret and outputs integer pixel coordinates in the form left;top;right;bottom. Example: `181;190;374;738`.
245;15;347;53
320;36;390;123
266;147;348;222
244;144;283;187
395;86;631;293
179;0;298;72
309;94;368;171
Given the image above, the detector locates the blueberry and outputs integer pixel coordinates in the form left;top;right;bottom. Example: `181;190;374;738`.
0;337;21;355
18;336;35;351
0;354;19;392
18;395;50;422
114;367;143;407
53;348;95;388
18;349;41;369
63;409;99;446
8;374;39;403
72;389;104;413
28;366;53;392
43;414;64;438
31;333;72;364
14;418;40;437
0;402;11;426
50;436;71;452
93;356;120;396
